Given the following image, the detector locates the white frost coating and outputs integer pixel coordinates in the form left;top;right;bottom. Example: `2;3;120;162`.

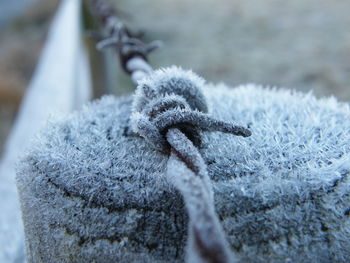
0;0;91;262
127;56;153;84
16;83;350;262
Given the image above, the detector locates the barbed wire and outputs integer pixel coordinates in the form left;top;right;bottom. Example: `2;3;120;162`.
88;1;251;262
88;0;161;84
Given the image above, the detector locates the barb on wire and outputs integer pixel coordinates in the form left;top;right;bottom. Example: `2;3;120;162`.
131;67;251;263
89;1;252;262
88;0;162;83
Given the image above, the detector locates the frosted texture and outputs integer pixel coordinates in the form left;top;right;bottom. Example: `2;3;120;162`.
17;69;350;263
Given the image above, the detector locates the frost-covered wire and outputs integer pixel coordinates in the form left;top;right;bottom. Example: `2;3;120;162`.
131;67;251;263
89;1;252;261
88;0;161;83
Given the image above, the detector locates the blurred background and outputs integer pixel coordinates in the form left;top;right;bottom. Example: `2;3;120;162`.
0;0;350;155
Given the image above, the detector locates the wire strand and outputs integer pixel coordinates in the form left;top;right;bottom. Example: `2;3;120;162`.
88;0;161;84
89;1;251;262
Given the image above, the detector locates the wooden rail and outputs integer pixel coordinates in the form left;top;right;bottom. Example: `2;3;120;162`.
0;0;91;261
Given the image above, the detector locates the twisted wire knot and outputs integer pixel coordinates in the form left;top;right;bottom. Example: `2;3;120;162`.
131;67;251;153
131;67;251;263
